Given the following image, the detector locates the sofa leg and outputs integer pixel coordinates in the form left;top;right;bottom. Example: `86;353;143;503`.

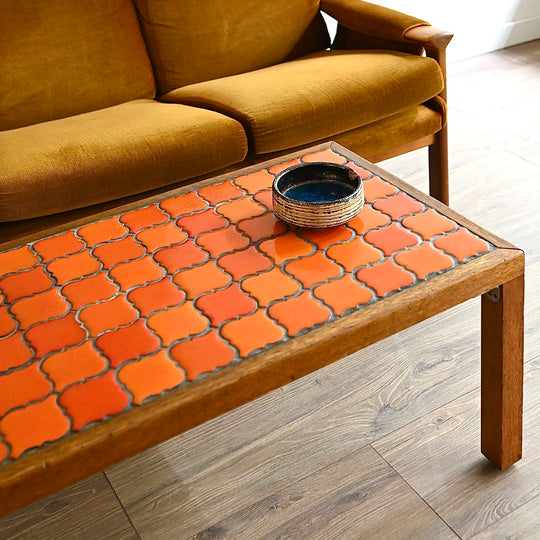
428;125;449;205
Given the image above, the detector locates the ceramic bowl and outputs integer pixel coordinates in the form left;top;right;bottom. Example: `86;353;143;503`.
272;162;364;228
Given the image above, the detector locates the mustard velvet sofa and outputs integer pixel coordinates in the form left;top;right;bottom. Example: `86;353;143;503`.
0;0;451;239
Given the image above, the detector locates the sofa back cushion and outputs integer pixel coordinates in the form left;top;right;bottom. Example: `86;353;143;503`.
134;0;330;94
0;0;156;131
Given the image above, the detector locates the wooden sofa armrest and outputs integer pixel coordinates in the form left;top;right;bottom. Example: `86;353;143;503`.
403;25;454;50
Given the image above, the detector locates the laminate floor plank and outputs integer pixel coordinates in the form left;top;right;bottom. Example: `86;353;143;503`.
468;493;540;540
372;357;540;539
188;446;458;540
523;260;540;360
0;473;138;540
447;43;540;120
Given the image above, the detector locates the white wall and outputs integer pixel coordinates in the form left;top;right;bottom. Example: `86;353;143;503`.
324;0;540;62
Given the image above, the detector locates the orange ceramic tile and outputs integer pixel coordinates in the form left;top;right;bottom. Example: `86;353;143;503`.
0;266;54;302
46;250;101;285
92;236;146;269
79;295;138;337
173;261;232;299
362;176;398;203
259;232;315;264
234;169;274;194
108;255;165;291
154;239;208;273
58;371;130;431
176;208;228;237
0;395;70;459
33;231;85;263
395;242;455;280
196;226;250;257
160;191;208;218
118;349;186;405
0;305;16;338
241;267;300;307
136;221;188;252
236;213;287;243
61;272;118;310
78;217;129;247
313;274;373;316
95;320;160;368
356;258;415;297
195;283;256;326
302;148;347;164
402;208;457;240
198;180;244;205
11;288;70;330
434;228;490;262
147;302;208;346
253;189;274;210
346;161;374;180
127;277;185;317
347;205;390;234
216;197;266;223
217;245;273;280
119;204;169;233
170;330;236;381
268;291;331;336
268;158;301;176
364;222;419;257
373;191;424;220
0;363;52;417
220;309;285;357
284;251;342;288
0;334;33;372
0;245;39;275
300;226;352;250
326;237;382;272
25;312;86;359
41;341;108;391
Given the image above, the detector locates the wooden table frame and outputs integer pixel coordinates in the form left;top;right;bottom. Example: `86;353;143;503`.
0;143;524;517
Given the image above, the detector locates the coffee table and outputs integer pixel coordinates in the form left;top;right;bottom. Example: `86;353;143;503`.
0;143;524;516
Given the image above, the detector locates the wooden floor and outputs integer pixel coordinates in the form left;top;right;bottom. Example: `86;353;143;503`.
1;40;539;539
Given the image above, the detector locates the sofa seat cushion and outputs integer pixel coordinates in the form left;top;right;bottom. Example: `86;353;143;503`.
0;101;248;221
162;49;444;154
330;104;442;160
0;0;156;130
248;105;442;166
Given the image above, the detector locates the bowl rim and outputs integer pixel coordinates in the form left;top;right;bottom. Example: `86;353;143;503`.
272;162;363;207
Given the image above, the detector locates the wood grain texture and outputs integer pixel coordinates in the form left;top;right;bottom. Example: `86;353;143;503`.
0;473;137;540
189;446;457;540
468;493;540;540
373;357;540;539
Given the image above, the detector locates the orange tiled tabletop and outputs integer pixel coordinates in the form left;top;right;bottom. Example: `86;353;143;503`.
0;142;524;516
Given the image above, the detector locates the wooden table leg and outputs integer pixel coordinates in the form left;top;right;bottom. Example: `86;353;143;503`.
481;274;524;469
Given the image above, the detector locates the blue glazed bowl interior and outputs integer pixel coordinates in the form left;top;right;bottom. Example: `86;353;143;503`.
275;163;361;205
